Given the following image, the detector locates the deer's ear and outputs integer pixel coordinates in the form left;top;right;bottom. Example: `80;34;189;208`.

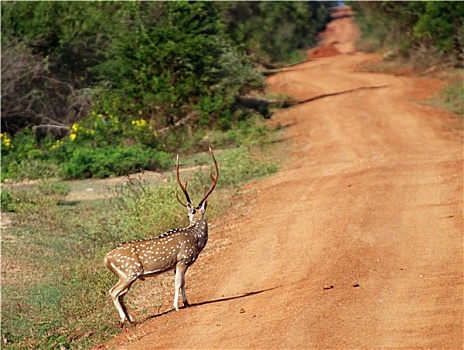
187;202;195;213
201;201;207;211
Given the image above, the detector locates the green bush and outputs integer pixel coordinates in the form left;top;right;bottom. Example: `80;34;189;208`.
1;189;15;212
221;2;334;64
426;77;464;116
352;2;464;66
1;130;61;181
1;181;70;215
218;146;279;188
89;2;264;133
60;145;170;179
108;177;186;242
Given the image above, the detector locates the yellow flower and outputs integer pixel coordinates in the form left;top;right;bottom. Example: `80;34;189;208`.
51;140;62;150
1;133;12;148
70;133;77;141
71;123;79;133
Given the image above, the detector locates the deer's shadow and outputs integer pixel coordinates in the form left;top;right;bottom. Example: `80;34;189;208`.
141;285;280;323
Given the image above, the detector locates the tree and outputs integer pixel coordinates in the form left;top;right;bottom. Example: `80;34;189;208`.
351;1;463;64
413;2;464;57
1;1;115;135
220;1;335;64
91;1;263;130
1;42;91;137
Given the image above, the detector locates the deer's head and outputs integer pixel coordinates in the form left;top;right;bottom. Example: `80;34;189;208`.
176;148;219;225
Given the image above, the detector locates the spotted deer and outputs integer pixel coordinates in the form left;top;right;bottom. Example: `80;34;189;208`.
104;148;219;327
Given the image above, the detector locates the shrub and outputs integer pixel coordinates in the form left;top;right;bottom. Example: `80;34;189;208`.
1;181;70;217
1;130;61;181
60;145;170;179
217;146;279;188
91;2;264;134
1;188;15;212
426;77;464;116
107;176;186;243
352;2;464;66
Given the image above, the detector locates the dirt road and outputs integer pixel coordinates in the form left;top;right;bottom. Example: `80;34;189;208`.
99;7;463;349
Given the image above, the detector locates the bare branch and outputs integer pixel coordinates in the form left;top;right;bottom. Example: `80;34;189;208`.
156;111;197;135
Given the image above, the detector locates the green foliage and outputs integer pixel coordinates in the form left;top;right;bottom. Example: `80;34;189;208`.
426;76;464;117
352;1;464;66
1;1;330;181
413;2;464;54
107;176;186;242
1;113;172;180
0;181;70;218
1;188;14;212
218;146;279;188
1;1;116;84
1;129;62;181
2;158;61;183
2;1;289;181
1;106;276;180
2;1;332;180
221;2;335;64
61;145;170;179
90;1;263;132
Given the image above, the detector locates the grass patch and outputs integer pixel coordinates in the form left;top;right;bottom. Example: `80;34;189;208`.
426;74;464;117
355;56;414;76
1;142;281;349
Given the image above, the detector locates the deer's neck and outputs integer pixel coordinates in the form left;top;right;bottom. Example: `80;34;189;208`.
189;216;208;250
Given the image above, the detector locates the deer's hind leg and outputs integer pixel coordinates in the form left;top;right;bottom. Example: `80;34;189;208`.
109;277;137;327
174;264;189;311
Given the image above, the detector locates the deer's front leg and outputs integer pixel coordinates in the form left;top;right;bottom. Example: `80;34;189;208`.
174;264;189;310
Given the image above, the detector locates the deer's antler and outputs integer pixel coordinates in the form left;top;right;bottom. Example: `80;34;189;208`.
196;147;219;209
176;154;192;207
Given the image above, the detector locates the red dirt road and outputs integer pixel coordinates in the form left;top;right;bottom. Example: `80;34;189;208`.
99;8;463;349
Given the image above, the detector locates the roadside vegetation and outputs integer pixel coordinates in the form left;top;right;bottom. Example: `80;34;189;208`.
1;1;334;181
351;1;464;118
427;74;464;118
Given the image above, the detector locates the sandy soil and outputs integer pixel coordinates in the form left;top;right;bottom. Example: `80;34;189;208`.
97;7;463;349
